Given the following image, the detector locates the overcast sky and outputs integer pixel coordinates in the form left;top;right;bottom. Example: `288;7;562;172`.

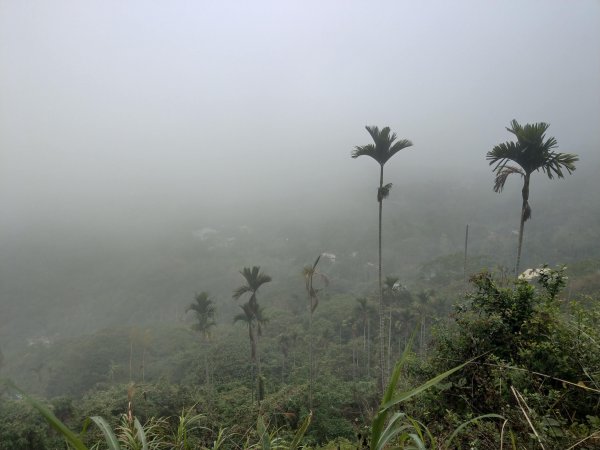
1;0;599;233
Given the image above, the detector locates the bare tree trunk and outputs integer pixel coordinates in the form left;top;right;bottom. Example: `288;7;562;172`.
256;332;262;405
141;348;145;383
387;309;392;373
249;324;256;404
367;318;371;378
309;310;313;411
515;174;530;277
464;224;469;283
204;346;210;387
129;340;133;382
352;339;356;383
378;164;386;392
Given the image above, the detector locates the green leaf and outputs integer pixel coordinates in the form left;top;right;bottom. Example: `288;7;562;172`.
381;358;475;411
257;416;271;450
371;329;416;449
288;411;312;449
91;416;121;450
134;417;148;450
4;380;89;450
445;414;504;447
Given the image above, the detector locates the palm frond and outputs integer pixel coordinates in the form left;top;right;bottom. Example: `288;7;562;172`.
486;141;522;173
493;166;524;192
506;119;524;137
523;202;532;222
232;285;252;300
304;254;328;313
489;120;577;182
540;151;578;179
389;138;413;156
365;125;382;143
238;266;272;293
233;303;253;324
351;143;376;159
378;183;393;201
312;254;321;271
353;126;413;166
233;313;249;324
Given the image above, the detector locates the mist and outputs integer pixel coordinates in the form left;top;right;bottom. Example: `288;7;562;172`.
0;2;599;447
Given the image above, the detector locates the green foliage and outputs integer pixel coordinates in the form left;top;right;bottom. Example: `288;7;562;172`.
429;266;600;448
4;380;88;450
369;331;501;450
0;397;67;450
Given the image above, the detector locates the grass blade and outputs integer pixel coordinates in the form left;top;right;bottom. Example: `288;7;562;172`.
91;416;121;450
134;417;148;450
381;358;474;411
288;411;312;449
371;329;416;448
445;414;504;447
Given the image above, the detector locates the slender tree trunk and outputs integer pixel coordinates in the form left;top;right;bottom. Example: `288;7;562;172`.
204;345;210;387
515;174;530;277
420;318;425;355
387;309;392;374
352;338;356;382
367;318;371;378
141;348;145;383
309;309;313;411
464;224;469;283
378;164;386;391
256;332;262;405
129;340;133;382
249;324;256;403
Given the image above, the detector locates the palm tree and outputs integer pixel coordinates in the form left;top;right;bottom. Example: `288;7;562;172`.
303;254;328;410
187;292;216;339
233;266;272;310
186;292;216;385
352;125;413;389
233;266;271;403
234;301;268;403
487;120;578;275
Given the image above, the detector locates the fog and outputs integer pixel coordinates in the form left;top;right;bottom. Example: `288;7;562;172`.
1;1;599;353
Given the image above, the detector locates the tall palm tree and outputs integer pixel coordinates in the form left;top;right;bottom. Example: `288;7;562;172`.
487;120;578;275
186;292;216;385
303;254;328;410
352;125;413;390
233;266;271;403
234;301;268;403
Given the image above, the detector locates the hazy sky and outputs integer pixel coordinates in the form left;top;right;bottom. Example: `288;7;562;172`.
1;0;599;233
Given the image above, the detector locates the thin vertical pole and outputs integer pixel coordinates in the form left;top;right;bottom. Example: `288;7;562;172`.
464;224;469;283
